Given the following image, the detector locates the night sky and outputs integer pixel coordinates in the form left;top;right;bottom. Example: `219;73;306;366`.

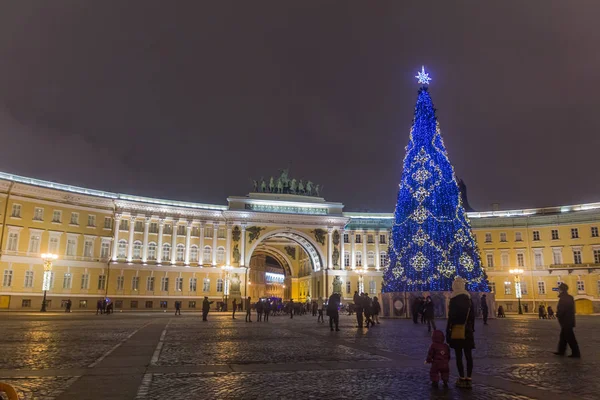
1;2;599;212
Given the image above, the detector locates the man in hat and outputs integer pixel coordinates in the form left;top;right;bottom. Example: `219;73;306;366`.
553;283;580;358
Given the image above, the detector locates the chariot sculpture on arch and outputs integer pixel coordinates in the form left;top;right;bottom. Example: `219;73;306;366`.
251;168;323;196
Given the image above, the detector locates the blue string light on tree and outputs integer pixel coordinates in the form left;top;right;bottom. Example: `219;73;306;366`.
382;67;490;293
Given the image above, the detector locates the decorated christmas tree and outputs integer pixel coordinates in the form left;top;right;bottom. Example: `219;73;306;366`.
382;67;489;293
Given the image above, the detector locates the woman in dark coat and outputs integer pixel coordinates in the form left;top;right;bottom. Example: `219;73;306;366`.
446;277;476;389
327;293;341;331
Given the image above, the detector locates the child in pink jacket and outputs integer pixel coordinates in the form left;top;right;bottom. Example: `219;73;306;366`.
426;330;451;388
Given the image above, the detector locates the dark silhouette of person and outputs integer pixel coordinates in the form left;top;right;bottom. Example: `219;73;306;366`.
245;297;252;322
554;283;580;358
353;291;363;328
65;299;72;313
412;297;421;324
232;299;237;319
481;294;488;325
96;299;103;315
263;300;270;322
175;301;181;316
202;297;214;321
327;293;341;331
289;299;294;319
424;296;436;332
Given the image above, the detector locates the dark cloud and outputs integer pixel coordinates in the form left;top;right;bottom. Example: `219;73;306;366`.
0;1;599;211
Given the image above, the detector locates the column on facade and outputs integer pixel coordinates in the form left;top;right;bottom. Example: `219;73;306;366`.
157;219;165;263
350;231;356;269
171;220;178;264
126;215;136;262
339;229;345;270
142;216;151;263
363;229;368;269
184;221;192;266
112;214;122;261
240;224;247;267
212;222;219;265
226;223;232;266
199;222;205;265
375;230;380;270
327;227;333;269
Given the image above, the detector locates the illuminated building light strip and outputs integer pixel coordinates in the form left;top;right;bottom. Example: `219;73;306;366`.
265;272;285;282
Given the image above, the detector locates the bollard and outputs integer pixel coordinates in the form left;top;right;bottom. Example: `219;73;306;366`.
0;382;18;400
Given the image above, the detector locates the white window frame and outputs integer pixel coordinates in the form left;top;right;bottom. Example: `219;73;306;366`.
486;253;494;268
97;275;106;290
83;239;94;258
146;276;155;291
2;269;13;287
571;228;579;239
161;277;169;292
116;276;124;290
552;248;563;265
379;252;388;267
517;252;525;267
132;276;140;291
24;270;34;288
66;236;78;257
33;207;44;221
500;252;509;267
537;281;546;295
577;280;585;292
355;251;362;267
176;244;185;262
532;230;540;241
573;249;582;264
203;278;210;292
148;242;157;261
48;234;61;254
162;243;171;260
189;277;197;292
11;204;22;218
28;231;42;254
133;240;142;260
216;247;225;264
485;233;492;243
63;273;72;289
70;212;79;225
216;278;223;292
551;229;559;240
100;240;110;259
367;251;375;267
592;226;599;238
87;215;96;227
534;251;544;269
7;229;20;252
175;277;183;291
190;245;199;262
344;252;350;267
515;232;522;242
203;246;212;264
81;273;90;290
500;232;507;242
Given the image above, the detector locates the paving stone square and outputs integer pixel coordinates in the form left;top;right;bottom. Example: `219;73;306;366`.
0;312;597;399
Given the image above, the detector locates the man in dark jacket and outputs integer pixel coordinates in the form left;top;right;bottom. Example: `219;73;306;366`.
553;283;580;358
353;291;363;328
202;297;214;321
412;296;421;324
481;294;489;325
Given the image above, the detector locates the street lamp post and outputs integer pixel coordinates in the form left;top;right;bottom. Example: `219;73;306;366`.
40;253;58;312
222;265;232;310
509;268;524;315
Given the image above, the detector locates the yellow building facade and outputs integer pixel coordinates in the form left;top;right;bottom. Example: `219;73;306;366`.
0;171;598;314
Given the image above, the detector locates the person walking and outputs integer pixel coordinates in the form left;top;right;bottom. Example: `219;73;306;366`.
202;296;214;322
312;301;318;317
424;296;436;332
426;330;451;388
481;294;488;325
420;297;427;324
547;305;555;319
539;304;546;319
364;294;374;328
175;301;181;316
412;297;421;324
553;283;580;358
353;291;363;328
245;297;252;322
317;297;324;323
327;293;341;331
256;300;263;322
263;300;270;322
497;305;505;318
96;299;103;315
372;296;381;324
446;277;476;389
65;299;72;313
289;299;294;319
232;299;237;319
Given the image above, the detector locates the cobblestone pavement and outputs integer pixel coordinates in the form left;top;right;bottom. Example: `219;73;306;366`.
0;312;598;399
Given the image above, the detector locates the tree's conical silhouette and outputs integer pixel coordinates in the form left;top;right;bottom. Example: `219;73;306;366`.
382;86;489;292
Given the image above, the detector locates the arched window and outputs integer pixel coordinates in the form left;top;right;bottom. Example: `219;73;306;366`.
355;251;362;267
203;246;211;264
148;242;157;260
190;245;198;262
176;244;185;262
118;240;127;258
162;243;171;260
379;252;388;268
217;247;225;264
133;241;142;260
367;251;375;267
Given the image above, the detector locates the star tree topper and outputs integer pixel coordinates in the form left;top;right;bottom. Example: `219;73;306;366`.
415;66;431;85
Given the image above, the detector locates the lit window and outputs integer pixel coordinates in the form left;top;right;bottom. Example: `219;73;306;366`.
7;232;18;251
573;250;582;264
217;278;223;292
504;282;511;295
117;240;127;258
148;243;157;260
133;241;142;259
520;282;528;295
162;244;171;260
175;277;183;291
203;278;210;292
488;282;496;293
190;246;198;262
2;270;13;287
203;246;212;263
132;276;140;291
176;244;185;262
33;207;44;221
355;251;362;267
515;232;522;242
538;281;546;295
98;275;106;290
24;271;34;288
532;231;540;241
11;204;21;218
